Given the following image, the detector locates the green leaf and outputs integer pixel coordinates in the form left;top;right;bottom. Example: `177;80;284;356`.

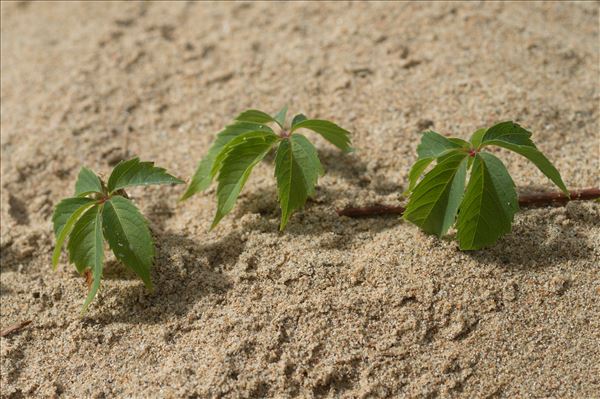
66;204;105;311
274;134;324;230
210;130;278;178
456;153;518;250
405;157;434;194
481;122;568;194
82;206;104;312
486;140;568;195
416;131;464;159
52;197;96;237
290;119;353;152
406;132;468;196
291;113;307;128
482;121;569;195
469;128;487;148
212;131;279;228
107;158;183;194
102;196;154;288
74;167;103;197
181;122;273;200
482;121;535;146
449;138;470;147
52;198;96;269
273;105;288;128
235;109;276;125
67;205;104;276
403;152;468;237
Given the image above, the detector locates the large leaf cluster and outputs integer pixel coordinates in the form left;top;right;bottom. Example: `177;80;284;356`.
181;107;352;230
52;158;183;310
403;121;568;250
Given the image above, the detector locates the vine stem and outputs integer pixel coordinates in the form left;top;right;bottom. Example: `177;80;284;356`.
336;187;600;218
1;320;32;338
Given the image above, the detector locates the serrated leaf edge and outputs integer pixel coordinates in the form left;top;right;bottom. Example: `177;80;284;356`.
52;200;97;269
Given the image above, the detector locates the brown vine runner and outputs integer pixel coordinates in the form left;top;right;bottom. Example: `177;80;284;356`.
337;188;600;218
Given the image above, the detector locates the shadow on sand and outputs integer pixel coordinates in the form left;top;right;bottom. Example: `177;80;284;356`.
231;184;402;239
90;230;244;324
229;147;404;237
465;203;597;270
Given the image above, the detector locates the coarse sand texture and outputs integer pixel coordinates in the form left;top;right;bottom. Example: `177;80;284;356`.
1;2;599;398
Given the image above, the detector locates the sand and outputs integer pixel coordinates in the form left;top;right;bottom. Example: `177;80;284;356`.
1;1;599;398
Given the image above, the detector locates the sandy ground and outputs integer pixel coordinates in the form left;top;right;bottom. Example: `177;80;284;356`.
1;1;599;398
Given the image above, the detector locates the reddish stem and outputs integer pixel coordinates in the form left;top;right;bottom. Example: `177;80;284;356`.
336;188;600;218
85;270;93;290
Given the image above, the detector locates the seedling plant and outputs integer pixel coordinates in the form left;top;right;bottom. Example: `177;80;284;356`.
403;121;569;250
49;117;600;314
181;106;352;230
52;158;183;310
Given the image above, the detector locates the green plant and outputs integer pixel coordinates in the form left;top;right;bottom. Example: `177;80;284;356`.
403;121;568;250
181;106;352;230
52;158;183;310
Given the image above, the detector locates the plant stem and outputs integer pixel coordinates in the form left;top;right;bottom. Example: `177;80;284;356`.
336;187;600;218
1;320;32;338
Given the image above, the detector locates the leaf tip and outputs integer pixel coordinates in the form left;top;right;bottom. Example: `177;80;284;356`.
81;289;97;314
180;184;200;202
80;301;93;314
278;218;288;231
209;216;221;231
179;191;191;202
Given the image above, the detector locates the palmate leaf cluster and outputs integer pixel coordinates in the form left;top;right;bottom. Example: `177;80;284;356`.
181;107;352;230
52;158;183;310
403;121;568;250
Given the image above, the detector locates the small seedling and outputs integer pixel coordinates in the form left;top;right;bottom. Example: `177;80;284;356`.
181;106;352;230
52;158;183;310
403;121;569;250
